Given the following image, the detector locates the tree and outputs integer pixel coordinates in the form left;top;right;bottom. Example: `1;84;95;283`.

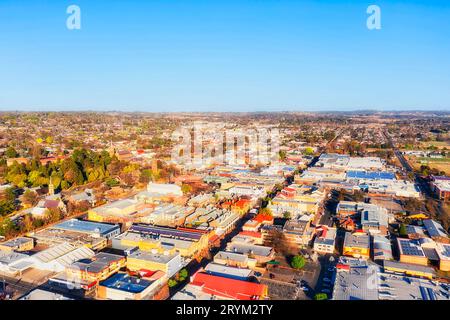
46;208;62;223
314;293;328;300
303;147;314;156
258;207;273;217
181;184;192;195
22;189;39;207
140;169;153;183
168;279;178;288
0;199;16;216
283;211;292;219
5;146;19;158
21;214;34;233
178;268;189;282
105;177;120;188
0;217;16;238
271;229;297;256
290;255;306;270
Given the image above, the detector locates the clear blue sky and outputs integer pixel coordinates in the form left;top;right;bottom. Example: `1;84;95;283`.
0;0;449;112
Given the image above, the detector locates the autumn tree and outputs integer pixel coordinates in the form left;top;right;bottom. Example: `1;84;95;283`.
22;189;39;207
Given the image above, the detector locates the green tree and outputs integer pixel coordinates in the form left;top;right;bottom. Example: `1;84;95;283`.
303;147;314;156
5;146;19;158
259;207;273;217
290;255;306;270
168;279;178;288
0;217;16;237
0;199;16;216
314;293;328;300
105;177;120;188
140;169;153;183
178;268;189;282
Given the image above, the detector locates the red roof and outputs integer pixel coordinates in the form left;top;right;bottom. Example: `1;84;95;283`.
239;231;262;239
254;214;273;223
138;269;157;277
44;200;60;208
219;173;232;177
191;272;267;300
336;264;350;270
234;199;250;209
177;227;209;234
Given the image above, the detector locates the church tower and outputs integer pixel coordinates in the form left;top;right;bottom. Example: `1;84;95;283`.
48;176;55;195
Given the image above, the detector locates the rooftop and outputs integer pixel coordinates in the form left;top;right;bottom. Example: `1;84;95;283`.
54;219;119;236
128;249;179;264
344;232;370;249
100;273;153;293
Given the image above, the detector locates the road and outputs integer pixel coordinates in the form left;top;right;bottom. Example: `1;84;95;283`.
384;130;449;224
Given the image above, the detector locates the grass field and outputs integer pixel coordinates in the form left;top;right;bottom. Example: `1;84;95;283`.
419;141;450;149
408;156;450;175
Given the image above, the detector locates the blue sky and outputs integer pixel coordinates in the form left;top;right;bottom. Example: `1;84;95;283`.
0;0;449;112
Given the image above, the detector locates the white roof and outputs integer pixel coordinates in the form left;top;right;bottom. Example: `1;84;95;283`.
32;242;95;268
204;262;252;278
20;289;73;300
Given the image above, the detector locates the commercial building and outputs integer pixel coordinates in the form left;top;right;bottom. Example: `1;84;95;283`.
313;226;337;254
54;219;120;240
397;238;429;266
343;232;370;259
144;183;183;196
372;235;393;261
204;262;253;281
20;289;73;300
282;215;314;249
32;219;120;251
423;219;448;241
126;249;182;278
66;252;126;286
360;204;389;235
333;261;449;300
87;198;153;225
268;185;325;218
97;272;166;300
112;224;210;258
213;251;257;269
141;204;194;227
31;242;96;273
0;237;34;252
383;260;435;279
435;243;450;272
0;251;34;275
186;271;268;300
226;242;274;265
430;176;450;201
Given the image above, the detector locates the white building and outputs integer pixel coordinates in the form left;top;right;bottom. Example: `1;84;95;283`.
146;183;183;196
